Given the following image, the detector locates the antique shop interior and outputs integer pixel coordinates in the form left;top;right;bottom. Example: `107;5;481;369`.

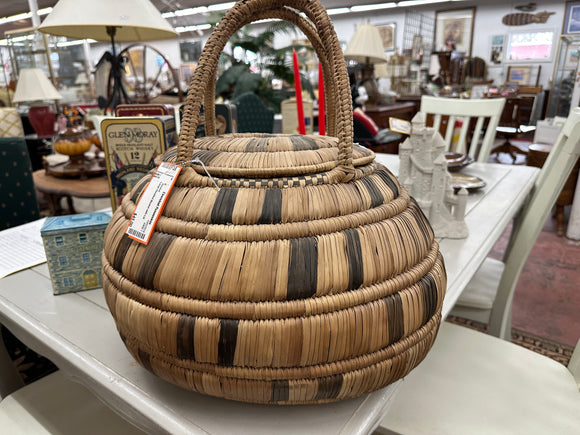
0;0;579;433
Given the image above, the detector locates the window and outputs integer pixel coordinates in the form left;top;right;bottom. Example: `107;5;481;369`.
63;277;73;286
506;29;556;62
59;256;67;266
82;253;90;262
79;233;88;243
55;236;64;246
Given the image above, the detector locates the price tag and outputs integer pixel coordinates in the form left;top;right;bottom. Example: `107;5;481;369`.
389;117;411;135
125;162;181;244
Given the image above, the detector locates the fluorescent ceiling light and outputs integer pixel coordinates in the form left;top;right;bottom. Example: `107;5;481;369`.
175;23;211;33
0;7;52;25
327;8;351;15
207;2;236;12
56;38;97;47
398;0;448;6
162;6;208;18
351;3;397;12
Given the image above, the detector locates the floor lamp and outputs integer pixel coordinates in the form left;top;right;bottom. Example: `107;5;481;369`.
344;24;388;108
37;0;177;111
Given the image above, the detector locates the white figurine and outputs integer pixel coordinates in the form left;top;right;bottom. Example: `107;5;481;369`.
398;112;469;239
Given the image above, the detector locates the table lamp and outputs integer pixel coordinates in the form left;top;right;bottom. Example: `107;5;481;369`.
38;0;177;109
344;24;388;107
12;68;62;138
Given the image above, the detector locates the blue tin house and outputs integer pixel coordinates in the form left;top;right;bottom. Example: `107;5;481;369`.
41;212;111;295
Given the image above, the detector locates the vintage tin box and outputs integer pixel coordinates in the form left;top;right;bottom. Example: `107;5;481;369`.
41;212;111;295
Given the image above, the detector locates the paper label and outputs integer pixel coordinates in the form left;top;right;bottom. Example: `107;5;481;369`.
125;162;181;244
389;117;411;135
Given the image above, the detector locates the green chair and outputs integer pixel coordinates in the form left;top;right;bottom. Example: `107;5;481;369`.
0;137;40;229
231;92;274;133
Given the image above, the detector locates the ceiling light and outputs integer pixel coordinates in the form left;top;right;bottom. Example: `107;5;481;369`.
398;0;448;6
0;7;52;25
207;2;236;12
351;3;397;12
327;8;351;15
175;23;211;33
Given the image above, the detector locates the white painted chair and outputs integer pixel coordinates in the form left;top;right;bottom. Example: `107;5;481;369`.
420;95;506;163
377;322;580;435
0;342;143;434
450;108;580;339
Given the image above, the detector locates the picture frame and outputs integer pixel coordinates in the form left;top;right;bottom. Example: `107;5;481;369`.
563;1;580;34
564;42;580;69
506;65;532;85
490;35;505;65
434;7;475;56
376;22;396;52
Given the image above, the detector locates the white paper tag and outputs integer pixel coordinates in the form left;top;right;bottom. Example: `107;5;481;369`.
389;117;411;135
125;162;182;244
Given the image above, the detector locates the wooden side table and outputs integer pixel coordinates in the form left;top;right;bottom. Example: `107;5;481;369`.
33;170;110;216
527;143;580;236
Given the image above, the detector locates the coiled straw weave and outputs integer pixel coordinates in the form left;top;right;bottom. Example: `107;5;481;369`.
102;0;446;404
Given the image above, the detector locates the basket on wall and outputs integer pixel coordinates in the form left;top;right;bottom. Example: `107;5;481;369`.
101;0;446;405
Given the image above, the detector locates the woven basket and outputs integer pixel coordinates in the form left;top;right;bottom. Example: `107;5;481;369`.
102;0;446;405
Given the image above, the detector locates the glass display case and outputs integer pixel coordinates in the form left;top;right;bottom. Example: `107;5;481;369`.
546;35;580;118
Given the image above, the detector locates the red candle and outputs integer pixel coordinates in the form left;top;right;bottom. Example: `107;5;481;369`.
292;48;306;135
318;62;325;136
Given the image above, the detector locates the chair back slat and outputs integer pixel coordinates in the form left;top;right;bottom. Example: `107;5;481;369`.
420;96;506;162
488;108;580;337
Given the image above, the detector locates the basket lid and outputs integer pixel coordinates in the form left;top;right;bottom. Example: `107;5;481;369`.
164;134;375;179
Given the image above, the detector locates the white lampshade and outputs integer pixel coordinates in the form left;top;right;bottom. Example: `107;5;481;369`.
38;0;177;42
344;24;388;65
12;68;62;103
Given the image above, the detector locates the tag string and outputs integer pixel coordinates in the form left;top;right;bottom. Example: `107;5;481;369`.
190;158;221;190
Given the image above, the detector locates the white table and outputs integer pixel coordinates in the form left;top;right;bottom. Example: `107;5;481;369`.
0;155;539;434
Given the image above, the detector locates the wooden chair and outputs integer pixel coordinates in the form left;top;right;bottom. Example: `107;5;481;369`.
377;322;580;434
450;108;580;339
420;96;506;163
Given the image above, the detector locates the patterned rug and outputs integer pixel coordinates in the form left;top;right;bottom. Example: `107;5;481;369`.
446;316;574;366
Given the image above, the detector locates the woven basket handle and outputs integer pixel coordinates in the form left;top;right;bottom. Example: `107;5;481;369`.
202;6;338;139
177;0;354;182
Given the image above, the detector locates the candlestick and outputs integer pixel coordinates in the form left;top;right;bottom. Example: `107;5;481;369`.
318;62;325;136
292;48;306;135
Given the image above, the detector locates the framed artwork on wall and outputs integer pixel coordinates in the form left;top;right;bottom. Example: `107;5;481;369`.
376;23;396;52
506;65;532;85
434;7;475;56
564;1;580;34
490;35;505;64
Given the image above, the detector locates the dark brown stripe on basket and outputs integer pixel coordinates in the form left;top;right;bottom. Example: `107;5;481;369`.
137;348;154;373
270;379;290;402
376;169;399;198
192;149;221;165
419;273;438;324
210;188;238;224
287;237;318;300
360;176;384;208
290;135;319;150
257;188;282;224
113;234;133;272
134;232;175;289
245;137;270;152
176;314;196;359
130;175;151;204
218;319;239;366
343;228;364;290
315;374;343;400
384;293;404;344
